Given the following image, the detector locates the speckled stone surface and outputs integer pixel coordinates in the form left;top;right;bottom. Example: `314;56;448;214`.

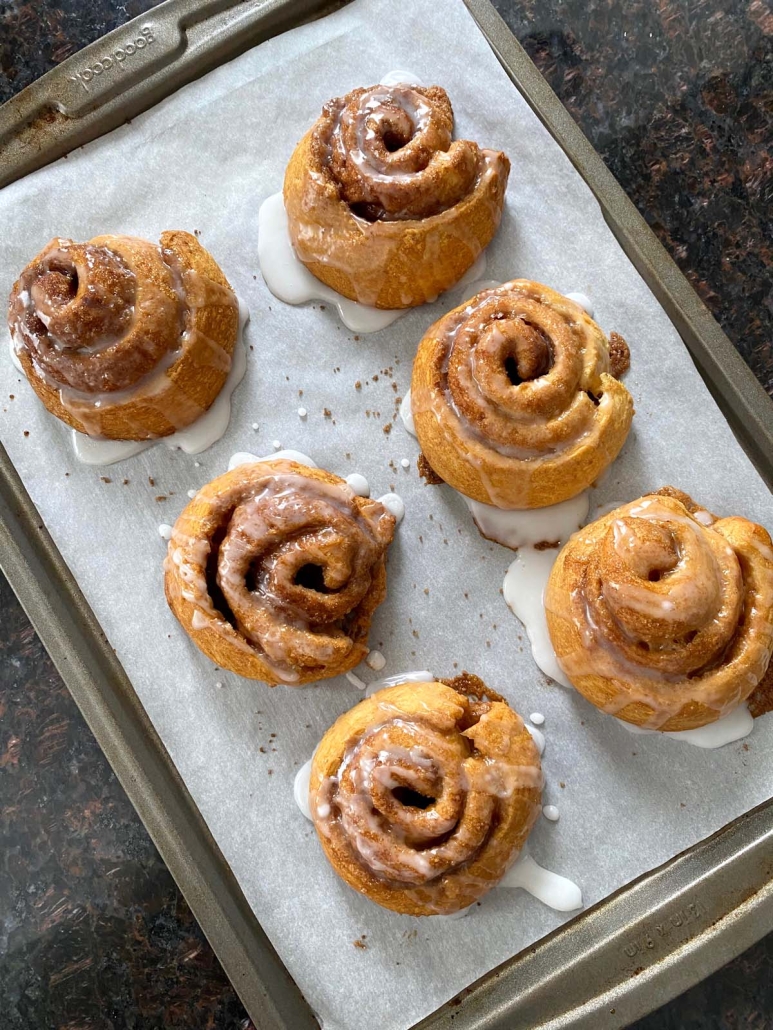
1;2;772;1029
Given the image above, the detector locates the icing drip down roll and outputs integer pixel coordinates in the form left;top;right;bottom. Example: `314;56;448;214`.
309;678;543;914
8;231;239;440
545;491;773;730
283;84;509;308
411;280;634;508
164;460;396;685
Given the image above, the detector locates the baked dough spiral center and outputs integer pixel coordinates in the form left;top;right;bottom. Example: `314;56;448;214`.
545;493;773;728
327;718;494;884
589;507;743;676
325;85;479;221
442;287;602;458
11;236;182;394
216;475;393;667
165;462;396;683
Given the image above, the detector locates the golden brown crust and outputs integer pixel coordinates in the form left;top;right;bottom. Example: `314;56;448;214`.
545;493;773;730
411;280;635;508
283;84;509;309
9;231;238;440
163;460;396;686
748;662;773;719
309;680;542;915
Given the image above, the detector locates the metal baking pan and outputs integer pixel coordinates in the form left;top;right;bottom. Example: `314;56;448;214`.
1;2;772;1028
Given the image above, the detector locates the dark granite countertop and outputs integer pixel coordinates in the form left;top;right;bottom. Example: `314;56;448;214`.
1;2;772;1028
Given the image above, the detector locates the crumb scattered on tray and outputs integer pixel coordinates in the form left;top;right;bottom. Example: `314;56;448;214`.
417;454;443;485
608;331;630;377
653;485;708;517
441;671;505;704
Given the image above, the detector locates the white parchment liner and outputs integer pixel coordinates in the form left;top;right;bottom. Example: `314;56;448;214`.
1;2;771;1028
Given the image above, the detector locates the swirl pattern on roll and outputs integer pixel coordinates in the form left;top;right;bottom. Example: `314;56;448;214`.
8;231;238;440
309;679;542;915
283;84;510;308
545;492;773;730
411;280;634;508
326;85;479;221
164;460;396;685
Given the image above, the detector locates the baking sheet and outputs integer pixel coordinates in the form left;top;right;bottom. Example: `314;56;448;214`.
1;2;772;1028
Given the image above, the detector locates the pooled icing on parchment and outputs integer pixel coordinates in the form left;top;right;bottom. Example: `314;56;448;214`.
500;853;582;911
257;193;404;334
621;703;754;749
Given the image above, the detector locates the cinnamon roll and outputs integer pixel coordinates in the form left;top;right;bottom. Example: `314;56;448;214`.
8;231;239;440
545;491;773;730
411;280;634;508
309;676;542;915
283;84;509;309
164;460;396;685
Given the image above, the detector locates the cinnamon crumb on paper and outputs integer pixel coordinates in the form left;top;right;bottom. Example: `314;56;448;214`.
608;331;630;377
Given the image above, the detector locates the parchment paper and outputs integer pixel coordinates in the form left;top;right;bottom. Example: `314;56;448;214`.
1;2;772;1028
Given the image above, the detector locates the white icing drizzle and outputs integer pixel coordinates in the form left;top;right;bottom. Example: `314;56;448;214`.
365;650;386;671
525;724;546;756
379;70;424;86
400;389;416;437
294;758;313;821
503;547;572;689
346;671;367;691
364;670;434;698
542;805;560;822
227;449;317;471
345;473;370;497
466;492;589;551
258;193;404;334
564;292;594;317
621;703;754;749
433;906;472;920
529;712;545;726
377;492;405;523
8;333;24;373
167;303;250;454
500;853;583;911
69;299;250;466
158;523;173;541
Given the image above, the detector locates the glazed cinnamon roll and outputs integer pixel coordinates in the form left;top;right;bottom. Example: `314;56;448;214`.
309;676;542;915
283;84;509;309
164;460;396;685
545;491;773;730
8;231;239;440
411;280;634;508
